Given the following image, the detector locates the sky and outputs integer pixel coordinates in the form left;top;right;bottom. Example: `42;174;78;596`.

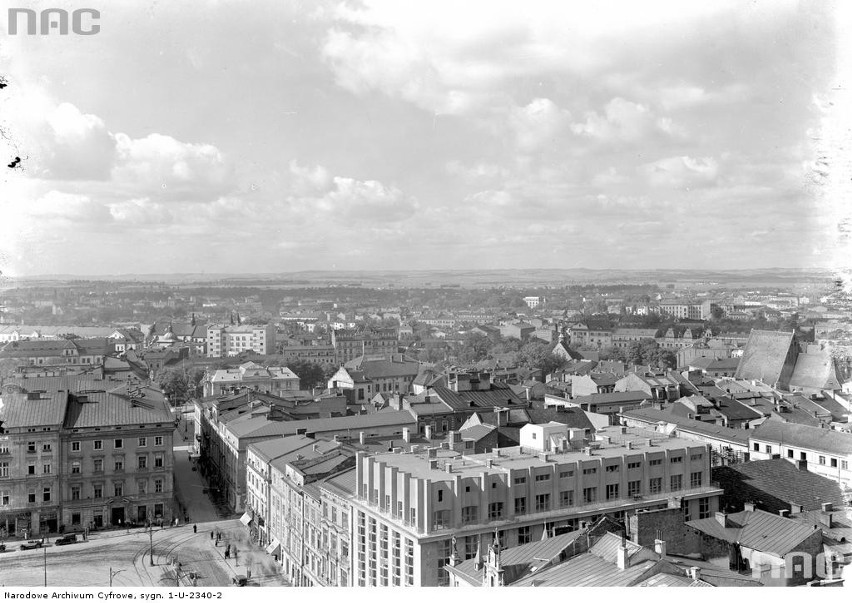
0;0;847;276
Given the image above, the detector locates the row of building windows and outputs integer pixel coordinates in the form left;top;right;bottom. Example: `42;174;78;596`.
755;444;849;469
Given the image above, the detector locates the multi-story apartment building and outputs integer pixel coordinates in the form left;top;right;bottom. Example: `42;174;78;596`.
0;338;113;369
331;328;399;364
278;342;337;367
0;379;175;536
748;421;852;489
206;323;275;358
343;430;721;586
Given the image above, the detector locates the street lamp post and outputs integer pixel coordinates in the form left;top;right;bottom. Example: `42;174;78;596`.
109;568;125;587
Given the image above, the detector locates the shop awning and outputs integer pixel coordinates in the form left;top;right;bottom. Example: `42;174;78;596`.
265;538;281;556
239;512;252;526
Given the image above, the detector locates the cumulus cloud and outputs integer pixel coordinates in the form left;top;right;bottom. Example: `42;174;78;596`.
639;156;720;188
39;103;116;180
571;97;675;143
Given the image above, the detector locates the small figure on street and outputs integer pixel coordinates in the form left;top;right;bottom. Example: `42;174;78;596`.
193;524;197;534
233;547;238;562
225;547;230;559
210;530;214;539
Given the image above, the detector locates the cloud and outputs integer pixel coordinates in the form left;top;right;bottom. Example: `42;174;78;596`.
28;190;113;223
571;97;675;143
111;133;232;198
508;98;570;152
638;156;720;188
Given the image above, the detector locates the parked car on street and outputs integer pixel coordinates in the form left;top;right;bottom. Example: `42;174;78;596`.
20;539;43;550
55;534;78;546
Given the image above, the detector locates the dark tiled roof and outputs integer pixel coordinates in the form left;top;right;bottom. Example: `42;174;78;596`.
751;421;852;457
510;553;655;587
430;384;527;411
713;459;846;511
63;385;173;428
570;390;649;408
714;397;764;422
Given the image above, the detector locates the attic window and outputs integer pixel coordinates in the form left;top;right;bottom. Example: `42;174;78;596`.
468;401;476;407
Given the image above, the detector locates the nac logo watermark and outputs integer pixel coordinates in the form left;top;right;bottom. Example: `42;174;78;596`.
7;8;100;35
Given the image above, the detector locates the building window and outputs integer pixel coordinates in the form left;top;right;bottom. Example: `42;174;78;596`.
154;455;164;468
765;445;772;454
71;485;81;500
28;490;36;503
560;491;574;507
461;506;478;524
1;493;7;505
114;483;123;497
753;443;759;452
27;442;36;453
649;478;662;494
698;497;711;519
437;489;443;502
670;456;682;464
138;437;147;447
114;459;124;471
787;449;794;458
535;473;551;482
583;487;596;504
138;480;147;494
94;440;103;451
535;493;551;512
514;476;527;485
559;470;574;478
670;475;682;491
582;468;597;475
28;465;36;475
690;472;703;488
627;480;641;497
682;499;692;522
605;465;619;473
155;436;163;446
43;464;51;474
93;485;102;499
842;461;849;470
42;443;52;452
627;462;641;469
488;502;504;519
690;453;703;461
518;526;531;545
93;458;103;472
514;497;527;515
819;456;826;465
606;484;619;500
71;442;80;452
43;487;51;502
649;459;662;466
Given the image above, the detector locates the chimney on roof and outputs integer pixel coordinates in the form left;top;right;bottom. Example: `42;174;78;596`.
616;544;629;570
688;567;701;582
822;502;833;513
743;502;755;512
425;425;432;440
654;539;667;558
778;509;790;518
359;431;365;445
402;427;410;443
715;512;728;527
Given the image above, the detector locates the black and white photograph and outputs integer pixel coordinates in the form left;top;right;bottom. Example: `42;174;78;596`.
0;0;850;591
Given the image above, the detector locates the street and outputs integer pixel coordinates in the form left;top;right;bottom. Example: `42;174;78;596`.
0;520;287;587
0;411;287;588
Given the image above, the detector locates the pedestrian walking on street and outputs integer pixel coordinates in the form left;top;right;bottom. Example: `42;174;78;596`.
193;524;197;534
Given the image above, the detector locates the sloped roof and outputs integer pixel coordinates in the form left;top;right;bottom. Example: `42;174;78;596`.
714;459;846;511
458;423;496;442
510;553;656;587
789;352;841;390
448;529;586;585
751;421;852;457
734;330;796;385
0;391;67;427
687;509;819;557
62;385;173;428
570;390;649;408
429;384;526;411
247;434;316;462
